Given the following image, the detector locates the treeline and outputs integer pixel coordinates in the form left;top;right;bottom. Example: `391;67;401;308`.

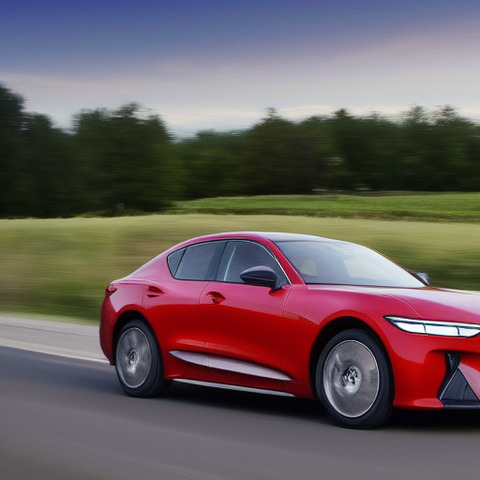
1;83;480;218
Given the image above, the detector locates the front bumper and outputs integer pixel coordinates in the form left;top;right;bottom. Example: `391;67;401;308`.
439;353;480;407
381;323;480;410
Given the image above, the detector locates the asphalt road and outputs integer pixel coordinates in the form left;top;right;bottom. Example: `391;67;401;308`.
2;317;480;479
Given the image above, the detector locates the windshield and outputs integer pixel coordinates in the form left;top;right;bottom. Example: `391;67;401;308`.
276;240;425;288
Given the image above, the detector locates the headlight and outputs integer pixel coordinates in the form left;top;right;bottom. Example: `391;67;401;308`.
385;316;480;338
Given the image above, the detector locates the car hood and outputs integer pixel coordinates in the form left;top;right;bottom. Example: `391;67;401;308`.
382;287;480;322
307;285;480;323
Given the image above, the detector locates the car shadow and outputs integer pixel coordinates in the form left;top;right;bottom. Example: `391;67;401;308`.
164;382;324;421
389;408;480;431
162;382;480;431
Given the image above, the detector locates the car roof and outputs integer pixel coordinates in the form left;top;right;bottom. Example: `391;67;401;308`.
182;231;340;245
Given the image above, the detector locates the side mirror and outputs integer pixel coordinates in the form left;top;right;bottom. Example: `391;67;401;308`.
415;272;430;285
240;266;284;291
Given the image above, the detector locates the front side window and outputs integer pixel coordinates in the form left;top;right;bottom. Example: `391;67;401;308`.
217;241;287;284
169;242;224;281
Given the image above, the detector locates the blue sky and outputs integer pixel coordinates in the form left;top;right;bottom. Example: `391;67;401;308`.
1;0;479;137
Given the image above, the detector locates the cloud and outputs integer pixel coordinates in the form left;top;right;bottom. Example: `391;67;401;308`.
3;19;480;140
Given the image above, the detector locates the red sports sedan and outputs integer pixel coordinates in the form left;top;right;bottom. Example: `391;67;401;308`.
100;232;480;428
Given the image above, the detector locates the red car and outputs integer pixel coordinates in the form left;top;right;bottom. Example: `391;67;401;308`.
100;232;480;428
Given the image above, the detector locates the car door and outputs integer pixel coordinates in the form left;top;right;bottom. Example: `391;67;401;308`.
200;240;292;391
153;240;226;381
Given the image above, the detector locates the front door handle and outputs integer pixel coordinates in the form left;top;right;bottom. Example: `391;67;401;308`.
206;291;226;304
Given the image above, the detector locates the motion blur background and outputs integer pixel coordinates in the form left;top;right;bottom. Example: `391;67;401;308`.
1;0;479;321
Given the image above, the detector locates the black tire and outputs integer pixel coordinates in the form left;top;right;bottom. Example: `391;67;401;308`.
316;329;393;429
115;319;168;397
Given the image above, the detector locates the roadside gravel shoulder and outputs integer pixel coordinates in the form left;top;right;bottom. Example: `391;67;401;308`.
0;315;107;363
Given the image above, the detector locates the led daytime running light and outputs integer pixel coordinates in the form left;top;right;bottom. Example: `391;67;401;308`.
385;316;480;338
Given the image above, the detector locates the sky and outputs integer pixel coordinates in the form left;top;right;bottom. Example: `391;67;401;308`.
1;0;480;137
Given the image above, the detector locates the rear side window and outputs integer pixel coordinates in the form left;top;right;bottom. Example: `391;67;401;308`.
168;242;224;281
167;249;184;276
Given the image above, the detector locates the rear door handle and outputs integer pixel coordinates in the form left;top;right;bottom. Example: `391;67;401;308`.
206;291;226;304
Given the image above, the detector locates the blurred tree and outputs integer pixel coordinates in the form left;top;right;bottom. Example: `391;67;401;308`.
360;114;403;190
73;103;172;214
19;114;75;217
2;80;480;217
242;108;333;194
0;84;25;216
430;106;477;190
396;106;433;190
293;116;335;192
326;109;365;189
398;105;478;191
242;109;294;194
176;130;246;199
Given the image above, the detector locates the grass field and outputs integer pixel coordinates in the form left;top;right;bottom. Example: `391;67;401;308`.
1;195;480;323
172;192;480;222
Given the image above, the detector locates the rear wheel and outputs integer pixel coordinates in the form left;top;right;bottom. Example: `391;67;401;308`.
316;329;392;429
115;319;168;397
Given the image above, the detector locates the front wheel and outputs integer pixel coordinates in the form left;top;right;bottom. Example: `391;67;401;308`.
316;329;393;429
115;319;168;397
